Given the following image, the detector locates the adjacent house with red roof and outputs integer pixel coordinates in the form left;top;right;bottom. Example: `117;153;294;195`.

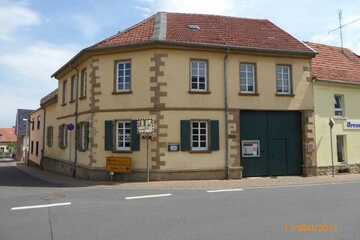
0;128;16;155
38;12;319;180
307;42;360;174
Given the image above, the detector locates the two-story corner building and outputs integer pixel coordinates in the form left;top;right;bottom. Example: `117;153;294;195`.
307;42;360;175
28;89;58;167
45;12;316;181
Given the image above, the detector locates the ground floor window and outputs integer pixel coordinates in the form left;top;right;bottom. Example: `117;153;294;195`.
47;126;53;147
31;141;34;154
336;135;346;163
77;122;89;151
35;141;39;156
116;120;131;151
191;120;208;151
59;124;68;149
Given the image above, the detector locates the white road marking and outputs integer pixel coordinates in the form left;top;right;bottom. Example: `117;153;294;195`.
207;188;244;193
11;202;72;211
125;193;172;200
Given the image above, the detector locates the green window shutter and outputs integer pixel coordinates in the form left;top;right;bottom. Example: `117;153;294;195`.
180;120;191;151
131;120;140;151
84;122;89;151
64;125;68;147
104;120;113;151
76;123;81;150
210;120;220;151
58;125;63;148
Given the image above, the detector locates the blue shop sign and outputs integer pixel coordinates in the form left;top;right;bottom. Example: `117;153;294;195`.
345;120;360;130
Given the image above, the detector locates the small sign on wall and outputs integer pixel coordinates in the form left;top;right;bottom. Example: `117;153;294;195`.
168;144;180;152
241;140;260;158
344;119;360;130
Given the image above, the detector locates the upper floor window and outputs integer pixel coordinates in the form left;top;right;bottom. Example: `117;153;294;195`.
70;75;76;102
116;120;131;151
62;80;67;105
80;68;87;98
37;116;40;129
190;60;208;92
115;61;131;92
31;120;34;130
240;63;256;94
276;65;292;95
334;95;344;117
191;120;208;151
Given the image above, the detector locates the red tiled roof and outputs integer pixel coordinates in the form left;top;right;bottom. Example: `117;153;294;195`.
95;16;155;48
307;42;360;84
93;12;313;54
0;128;16;143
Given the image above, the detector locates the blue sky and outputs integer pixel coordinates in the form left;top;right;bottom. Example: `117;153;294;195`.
0;0;359;127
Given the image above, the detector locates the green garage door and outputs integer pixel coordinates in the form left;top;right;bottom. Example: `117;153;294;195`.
240;111;302;177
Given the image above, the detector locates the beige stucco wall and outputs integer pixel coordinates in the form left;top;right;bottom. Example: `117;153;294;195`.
314;82;360;167
50;47;313;173
29;109;44;165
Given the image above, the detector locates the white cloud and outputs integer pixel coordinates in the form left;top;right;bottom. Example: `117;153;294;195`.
0;42;78;127
0;1;41;41
0;41;77;86
73;15;100;38
136;0;250;16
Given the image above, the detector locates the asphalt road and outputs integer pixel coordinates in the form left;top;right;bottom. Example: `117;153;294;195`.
0;166;360;240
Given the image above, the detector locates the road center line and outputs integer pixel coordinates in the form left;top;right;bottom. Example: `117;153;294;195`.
125;193;172;200
207;188;244;193
11;202;72;211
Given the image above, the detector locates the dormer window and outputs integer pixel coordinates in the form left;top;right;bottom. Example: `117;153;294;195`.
188;25;200;31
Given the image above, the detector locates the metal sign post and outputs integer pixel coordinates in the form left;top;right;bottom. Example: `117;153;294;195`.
137;118;155;182
329;118;335;177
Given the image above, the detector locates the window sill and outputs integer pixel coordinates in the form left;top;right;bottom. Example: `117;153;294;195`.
112;150;132;153
238;92;259;96
333;116;346;120
112;91;132;95
79;96;87;100
188;91;211;94
275;93;295;97
69;99;75;104
190;149;211;153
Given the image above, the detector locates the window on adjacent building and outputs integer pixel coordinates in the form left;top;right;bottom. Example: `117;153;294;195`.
116;120;131;151
276;65;292;95
70;75;76;102
62;80;67;105
37;116;40;129
240;63;256;93
77;122;89;151
80;68;87;98
35;141;39;156
59;124;68;148
334;95;344;117
336;135;346;163
191;120;208;151
190;60;208;92
115;61;131;92
47;126;53;147
31;141;34;154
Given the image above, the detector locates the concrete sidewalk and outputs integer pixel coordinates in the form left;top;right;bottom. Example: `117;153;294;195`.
15;165;360;189
15;165;111;187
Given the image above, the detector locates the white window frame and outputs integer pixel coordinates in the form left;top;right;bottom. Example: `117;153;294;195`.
116;120;132;151
116;61;131;92
191;120;208;151
334;95;344;117
276;65;291;95
240;63;256;93
190;60;208;92
70;75;77;101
